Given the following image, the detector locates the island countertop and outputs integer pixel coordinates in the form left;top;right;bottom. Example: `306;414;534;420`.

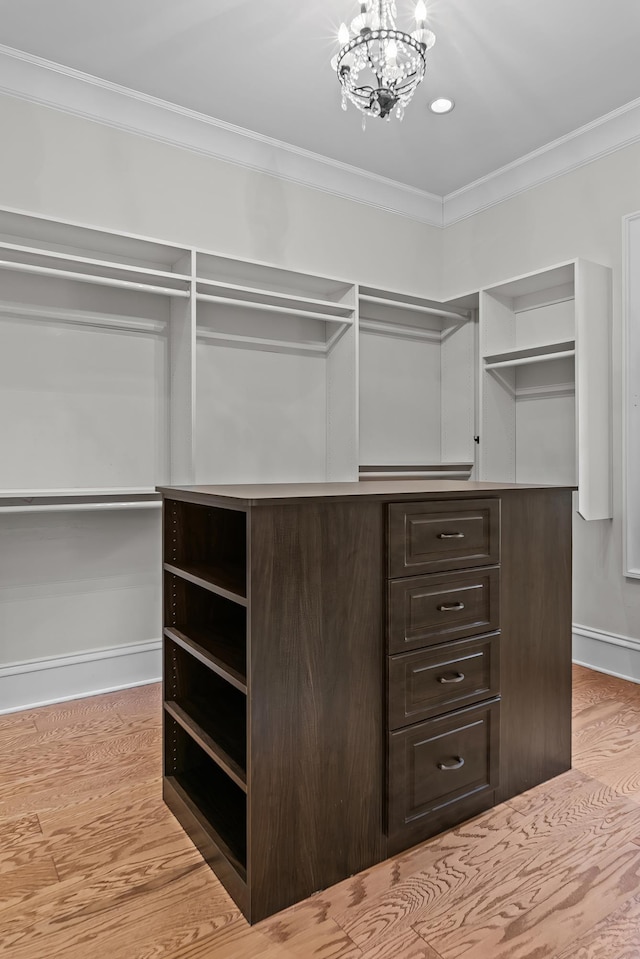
157;479;574;508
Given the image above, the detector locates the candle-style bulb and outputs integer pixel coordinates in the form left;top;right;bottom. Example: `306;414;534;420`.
415;0;427;23
338;22;350;46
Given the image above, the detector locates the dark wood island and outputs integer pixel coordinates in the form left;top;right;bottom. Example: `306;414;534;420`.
158;480;573;923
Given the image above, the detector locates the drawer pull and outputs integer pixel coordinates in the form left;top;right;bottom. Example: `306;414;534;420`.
437;671;465;684
437;602;465;612
438;756;465;771
437;532;465;539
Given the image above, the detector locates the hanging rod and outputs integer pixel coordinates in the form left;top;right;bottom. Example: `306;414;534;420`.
359;294;470;321
0;487;157;498
0;241;190;283
0;260;190;296
359;319;442;341
196;277;354;316
196;293;352;323
0;501;162;514
359;471;472;480
0;301;166;334
484;350;575;370
197;327;328;354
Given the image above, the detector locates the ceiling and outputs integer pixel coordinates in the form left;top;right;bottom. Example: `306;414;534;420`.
0;0;639;196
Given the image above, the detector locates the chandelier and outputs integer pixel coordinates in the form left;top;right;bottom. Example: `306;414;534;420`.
332;1;435;123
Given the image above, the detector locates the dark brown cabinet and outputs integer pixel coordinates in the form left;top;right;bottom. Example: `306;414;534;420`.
158;480;573;923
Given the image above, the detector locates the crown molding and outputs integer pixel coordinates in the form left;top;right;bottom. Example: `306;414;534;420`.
0;44;444;228
442;96;640;226
1;43;640;231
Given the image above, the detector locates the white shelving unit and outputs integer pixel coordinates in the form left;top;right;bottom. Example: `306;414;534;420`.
0;206;614;707
194;252;357;484
479;260;612;520
0;210;190;674
358;286;477;478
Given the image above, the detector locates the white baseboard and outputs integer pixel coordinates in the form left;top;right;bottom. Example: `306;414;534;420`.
573;624;640;684
2;626;636;716
0;640;162;714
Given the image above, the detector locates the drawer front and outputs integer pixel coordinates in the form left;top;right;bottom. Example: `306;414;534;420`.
388;633;500;729
388;567;500;654
388;699;500;841
388;499;500;578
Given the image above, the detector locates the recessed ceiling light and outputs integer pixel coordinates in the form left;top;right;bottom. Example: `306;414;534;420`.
429;97;455;115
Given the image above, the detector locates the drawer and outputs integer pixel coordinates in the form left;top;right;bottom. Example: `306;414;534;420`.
388;499;500;578
387;699;500;847
388;633;500;729
388;567;500;654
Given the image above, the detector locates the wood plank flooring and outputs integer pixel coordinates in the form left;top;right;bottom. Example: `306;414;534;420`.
0;665;639;959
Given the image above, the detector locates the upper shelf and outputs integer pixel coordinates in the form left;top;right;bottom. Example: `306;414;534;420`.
0;209;190;273
359;286;473;342
194;253;356;355
0;245;190;297
196;251;354;306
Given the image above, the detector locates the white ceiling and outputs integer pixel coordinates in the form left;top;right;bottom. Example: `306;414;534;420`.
1;0;639;196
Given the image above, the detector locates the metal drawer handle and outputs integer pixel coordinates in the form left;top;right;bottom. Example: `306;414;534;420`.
438;532;465;539
438;671;465;684
438;756;465;771
437;602;465;612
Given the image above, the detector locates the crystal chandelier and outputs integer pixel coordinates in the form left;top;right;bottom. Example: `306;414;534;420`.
332;1;435;123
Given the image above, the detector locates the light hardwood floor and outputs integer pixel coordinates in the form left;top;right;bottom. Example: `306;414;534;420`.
1;665;639;959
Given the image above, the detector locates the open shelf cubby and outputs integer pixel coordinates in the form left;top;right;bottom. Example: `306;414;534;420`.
0;268;171;493
163;500;247;604
164;713;247;879
164;573;246;692
194;261;357;485
164;638;247;789
358;286;477;473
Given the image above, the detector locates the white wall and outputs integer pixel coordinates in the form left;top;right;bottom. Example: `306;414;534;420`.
0;94;442;296
443;143;640;679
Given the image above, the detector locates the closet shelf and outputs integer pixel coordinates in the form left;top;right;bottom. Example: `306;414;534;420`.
164;700;247;792
195;278;354;317
164;625;247;694
164;773;247;882
483;340;575;370
164;562;247;606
